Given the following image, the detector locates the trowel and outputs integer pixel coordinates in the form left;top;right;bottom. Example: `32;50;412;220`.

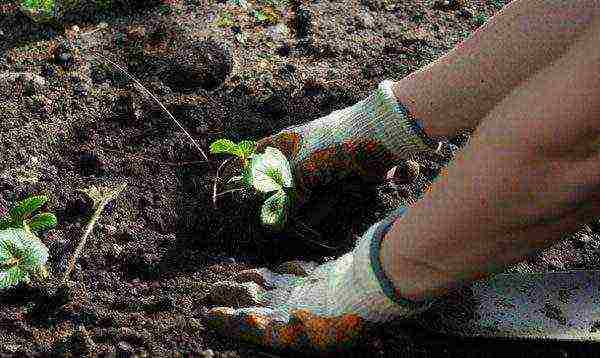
418;270;600;341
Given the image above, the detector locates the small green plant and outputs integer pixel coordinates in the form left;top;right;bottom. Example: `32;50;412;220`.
0;228;49;290
0;195;57;234
210;139;295;230
210;139;257;187
19;0;57;24
210;139;257;166
21;0;55;14
250;147;295;230
0;195;56;290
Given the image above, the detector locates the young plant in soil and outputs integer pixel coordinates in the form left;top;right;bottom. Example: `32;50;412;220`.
210;139;296;231
0;195;56;290
19;0;57;24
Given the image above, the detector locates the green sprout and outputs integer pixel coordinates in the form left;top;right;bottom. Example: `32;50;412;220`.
250;147;295;231
62;183;126;284
0;195;58;235
21;0;55;14
210;139;257;187
210;139;295;230
210;139;257;166
19;0;57;23
0;228;49;290
0;194;56;290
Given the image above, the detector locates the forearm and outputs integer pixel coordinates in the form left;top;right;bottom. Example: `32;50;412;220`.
393;0;600;139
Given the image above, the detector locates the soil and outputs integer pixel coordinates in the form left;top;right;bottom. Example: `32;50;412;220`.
1;0;600;357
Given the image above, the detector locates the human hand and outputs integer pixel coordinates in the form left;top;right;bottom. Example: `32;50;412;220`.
256;129;422;214
205;207;438;355
205;261;369;355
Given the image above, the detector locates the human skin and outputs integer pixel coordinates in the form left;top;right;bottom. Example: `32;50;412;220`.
383;0;600;303
393;0;600;140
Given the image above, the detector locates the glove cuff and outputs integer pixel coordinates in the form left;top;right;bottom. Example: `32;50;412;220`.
368;207;438;310
349;207;439;322
375;80;442;155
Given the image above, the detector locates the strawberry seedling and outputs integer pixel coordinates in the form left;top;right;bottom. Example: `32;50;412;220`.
0;195;57;234
0;195;56;290
210;139;296;231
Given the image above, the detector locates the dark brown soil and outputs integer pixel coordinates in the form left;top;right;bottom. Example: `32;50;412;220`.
1;0;600;357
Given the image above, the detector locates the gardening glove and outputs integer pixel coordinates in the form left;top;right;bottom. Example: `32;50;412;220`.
256;80;443;194
206;206;439;355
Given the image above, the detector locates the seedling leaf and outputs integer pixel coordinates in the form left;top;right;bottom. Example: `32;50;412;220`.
210;139;239;156
9;195;47;225
251;147;293;193
26;213;58;234
0;228;49;290
260;190;288;230
21;0;55;14
237;140;257;160
0;219;12;231
254;10;268;22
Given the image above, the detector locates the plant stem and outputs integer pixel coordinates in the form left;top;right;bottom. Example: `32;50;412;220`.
292;220;340;251
215;188;245;198
213;158;234;209
62;184;126;285
61;204;103;285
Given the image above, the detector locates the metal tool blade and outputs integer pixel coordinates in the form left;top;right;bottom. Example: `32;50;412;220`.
418;270;600;341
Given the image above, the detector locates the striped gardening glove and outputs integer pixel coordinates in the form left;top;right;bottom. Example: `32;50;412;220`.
206;206;439;355
255;80;442;210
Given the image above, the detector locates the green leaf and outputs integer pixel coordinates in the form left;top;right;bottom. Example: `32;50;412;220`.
21;0;55;13
0;228;49;290
0;218;13;231
260;190;288;230
210;139;239;157
26;213;57;234
9;195;48;225
254;10;268;22
251;147;293;193
237;140;257;160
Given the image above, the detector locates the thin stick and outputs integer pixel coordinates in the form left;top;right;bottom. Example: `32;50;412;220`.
213;158;233;209
215;188;245;198
61;203;104;284
86;50;212;168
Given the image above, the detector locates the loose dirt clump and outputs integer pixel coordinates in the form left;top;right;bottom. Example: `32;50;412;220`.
2;0;600;357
